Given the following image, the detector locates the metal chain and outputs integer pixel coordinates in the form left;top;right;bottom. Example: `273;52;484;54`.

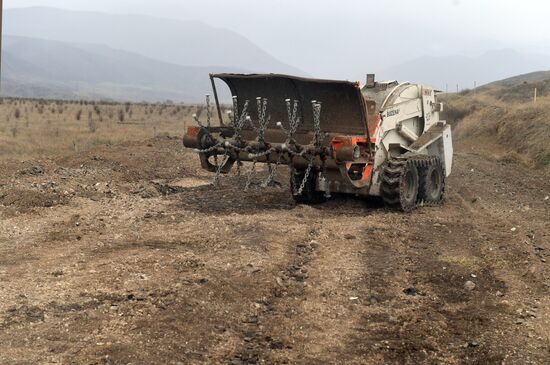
281;99;301;143
232;96;239;124
232;98;249;141
262;152;283;187
296;162;313;196
193;95;236;187
322;158;331;198
212;153;229;187
193;96;326;196
289;162;296;193
312;101;323;147
292;101;326;197
229;96;250;183
193;113;205;128
193;142;222;154
312;101;331;197
192;94;216;150
248;148;275;159
244;159;257;191
256;97;270;143
285;98;292;124
290;100;300;136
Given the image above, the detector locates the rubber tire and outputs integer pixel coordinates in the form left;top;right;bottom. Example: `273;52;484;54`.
418;159;445;205
290;169;326;204
381;159;420;212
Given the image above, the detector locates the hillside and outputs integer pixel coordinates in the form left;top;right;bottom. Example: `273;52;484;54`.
1;36;240;102
486;70;550;86
442;71;550;168
4;7;304;75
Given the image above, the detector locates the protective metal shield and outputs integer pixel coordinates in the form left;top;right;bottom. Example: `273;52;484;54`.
212;73;369;136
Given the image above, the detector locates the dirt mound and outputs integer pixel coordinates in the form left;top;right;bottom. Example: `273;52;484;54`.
0;187;66;210
58;136;190;182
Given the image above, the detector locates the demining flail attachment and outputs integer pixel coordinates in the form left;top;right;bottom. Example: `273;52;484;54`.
186;92;332;196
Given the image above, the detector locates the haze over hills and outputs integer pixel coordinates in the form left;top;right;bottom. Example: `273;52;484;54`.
486;70;550;86
1;6;550;101
2;35;243;102
376;49;550;91
4;7;304;75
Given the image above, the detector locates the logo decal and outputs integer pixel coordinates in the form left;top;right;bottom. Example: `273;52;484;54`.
386;109;400;117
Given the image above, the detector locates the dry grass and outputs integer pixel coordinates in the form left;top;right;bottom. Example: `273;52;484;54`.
0;98;228;160
3;85;548;169
442;88;550;168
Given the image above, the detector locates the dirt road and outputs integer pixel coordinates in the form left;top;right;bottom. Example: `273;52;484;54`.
0;136;548;364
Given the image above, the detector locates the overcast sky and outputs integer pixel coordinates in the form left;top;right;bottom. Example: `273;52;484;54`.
7;0;550;42
6;0;550;78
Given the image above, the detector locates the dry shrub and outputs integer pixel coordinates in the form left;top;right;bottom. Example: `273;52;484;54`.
88;111;96;133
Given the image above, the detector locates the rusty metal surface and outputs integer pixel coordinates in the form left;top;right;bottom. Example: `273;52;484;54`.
212;73;368;136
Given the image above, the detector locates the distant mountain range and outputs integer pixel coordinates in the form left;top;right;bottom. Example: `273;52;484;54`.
376;49;550;91
1;7;550;101
2;35;242;102
2;7;304;101
4;7;304;75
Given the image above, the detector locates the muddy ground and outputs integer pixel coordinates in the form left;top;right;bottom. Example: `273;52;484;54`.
0;136;549;364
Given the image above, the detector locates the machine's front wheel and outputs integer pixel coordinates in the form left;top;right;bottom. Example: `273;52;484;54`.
290;168;326;204
381;158;419;212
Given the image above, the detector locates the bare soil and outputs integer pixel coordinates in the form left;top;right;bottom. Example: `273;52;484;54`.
0;136;549;364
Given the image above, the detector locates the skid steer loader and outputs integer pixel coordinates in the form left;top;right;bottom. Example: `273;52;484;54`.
183;73;453;211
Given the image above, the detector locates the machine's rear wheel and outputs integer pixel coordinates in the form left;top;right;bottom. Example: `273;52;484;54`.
290;168;326;204
418;157;445;206
381;158;419;212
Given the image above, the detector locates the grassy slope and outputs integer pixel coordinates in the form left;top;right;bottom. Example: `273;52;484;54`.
442;77;550;169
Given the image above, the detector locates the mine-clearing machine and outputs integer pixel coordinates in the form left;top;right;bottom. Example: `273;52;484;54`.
183;73;453;211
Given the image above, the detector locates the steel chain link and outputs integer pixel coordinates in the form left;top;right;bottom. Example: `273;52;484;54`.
212;153;230;187
244;159;257;191
312;101;323;147
262;152;283;187
296;162;313;196
322;158;331;198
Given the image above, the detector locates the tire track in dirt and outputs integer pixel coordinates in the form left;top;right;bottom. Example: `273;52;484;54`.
333;152;550;364
226;201;399;364
227;238;318;365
